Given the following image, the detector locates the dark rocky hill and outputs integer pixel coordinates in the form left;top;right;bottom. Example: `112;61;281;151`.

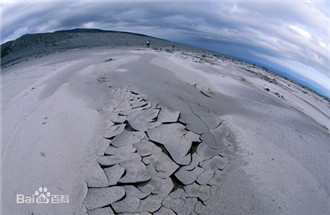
1;28;222;67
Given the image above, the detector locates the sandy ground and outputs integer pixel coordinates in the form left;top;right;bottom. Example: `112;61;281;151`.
1;48;329;214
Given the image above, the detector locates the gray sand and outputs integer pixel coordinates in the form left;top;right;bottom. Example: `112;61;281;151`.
1;32;330;214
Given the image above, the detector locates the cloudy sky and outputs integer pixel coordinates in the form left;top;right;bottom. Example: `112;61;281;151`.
1;0;330;98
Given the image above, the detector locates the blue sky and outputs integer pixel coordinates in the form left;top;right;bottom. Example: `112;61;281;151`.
1;0;329;98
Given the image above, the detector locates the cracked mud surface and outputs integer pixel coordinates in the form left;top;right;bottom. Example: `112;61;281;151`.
3;47;329;215
83;87;237;214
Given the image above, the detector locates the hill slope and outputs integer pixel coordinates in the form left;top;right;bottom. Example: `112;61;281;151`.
1;28;219;67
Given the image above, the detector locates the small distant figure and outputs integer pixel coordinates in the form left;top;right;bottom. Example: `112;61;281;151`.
146;40;150;47
172;44;175;48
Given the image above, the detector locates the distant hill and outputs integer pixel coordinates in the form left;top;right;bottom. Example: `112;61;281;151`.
1;28;217;67
55;28;149;37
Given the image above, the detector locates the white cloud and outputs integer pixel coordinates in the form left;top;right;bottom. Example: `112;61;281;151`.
289;25;311;39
